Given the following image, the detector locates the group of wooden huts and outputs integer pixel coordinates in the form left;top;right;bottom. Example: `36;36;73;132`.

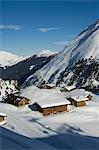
0;92;92;125
30;93;92;116
0;83;93;125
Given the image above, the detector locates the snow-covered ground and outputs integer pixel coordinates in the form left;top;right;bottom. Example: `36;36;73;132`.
0;86;99;150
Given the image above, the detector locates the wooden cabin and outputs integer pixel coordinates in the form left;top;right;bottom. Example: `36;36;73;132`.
33;99;70;116
0;112;7;125
67;96;89;107
41;83;56;89
5;94;30;107
15;97;30;107
60;85;76;92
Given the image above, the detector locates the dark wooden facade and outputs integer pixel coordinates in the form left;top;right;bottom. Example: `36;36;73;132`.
68;98;86;107
5;94;30;107
0;116;5;122
15;97;30;107
37;104;69;116
0;115;7;123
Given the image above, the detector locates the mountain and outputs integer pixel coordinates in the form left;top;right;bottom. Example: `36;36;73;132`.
0;51;27;67
37;50;57;57
0;53;55;85
25;20;99;92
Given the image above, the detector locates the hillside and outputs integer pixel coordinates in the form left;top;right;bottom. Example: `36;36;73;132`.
0;53;55;85
0;86;99;149
25;20;99;92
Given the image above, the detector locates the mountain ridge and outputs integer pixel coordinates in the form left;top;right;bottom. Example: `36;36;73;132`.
25;20;99;92
0;51;27;67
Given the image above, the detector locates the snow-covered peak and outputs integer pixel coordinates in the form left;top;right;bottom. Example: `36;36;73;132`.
0;51;27;67
37;50;57;57
25;20;99;87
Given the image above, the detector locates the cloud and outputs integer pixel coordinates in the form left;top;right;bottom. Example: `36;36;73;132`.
38;27;60;32
53;41;69;46
0;25;22;31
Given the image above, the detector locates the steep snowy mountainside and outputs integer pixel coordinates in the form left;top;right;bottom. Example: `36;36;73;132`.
25;20;99;89
0;51;27;67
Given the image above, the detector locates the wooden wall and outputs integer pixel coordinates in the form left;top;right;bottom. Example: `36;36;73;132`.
68;98;86;107
76;101;86;107
0;116;5;122
40;105;68;116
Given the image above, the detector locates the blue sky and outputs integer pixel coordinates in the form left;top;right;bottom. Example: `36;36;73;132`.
0;0;99;56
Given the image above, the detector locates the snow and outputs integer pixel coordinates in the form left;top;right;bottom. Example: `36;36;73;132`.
37;49;57;57
92;79;99;86
70;96;89;102
26;20;99;86
0;112;7;117
29;65;35;70
0;51;27;67
36;98;70;108
65;85;76;91
0;85;99;149
45;83;56;87
0;79;19;100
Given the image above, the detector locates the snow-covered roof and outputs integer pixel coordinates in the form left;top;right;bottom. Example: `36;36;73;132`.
71;96;89;102
0;120;7;125
65;85;76;91
37;98;70;108
0;112;7;117
46;83;56;87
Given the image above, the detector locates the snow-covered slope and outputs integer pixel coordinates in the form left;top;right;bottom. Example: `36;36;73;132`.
0;86;99;149
1;54;54;85
0;50;56;68
37;50;57;57
0;51;27;67
26;20;99;88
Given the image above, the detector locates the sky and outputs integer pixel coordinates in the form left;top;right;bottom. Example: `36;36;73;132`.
0;0;99;56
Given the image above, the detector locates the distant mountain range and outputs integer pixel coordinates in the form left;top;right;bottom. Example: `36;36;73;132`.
0;50;57;68
0;51;27;67
0;50;56;85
